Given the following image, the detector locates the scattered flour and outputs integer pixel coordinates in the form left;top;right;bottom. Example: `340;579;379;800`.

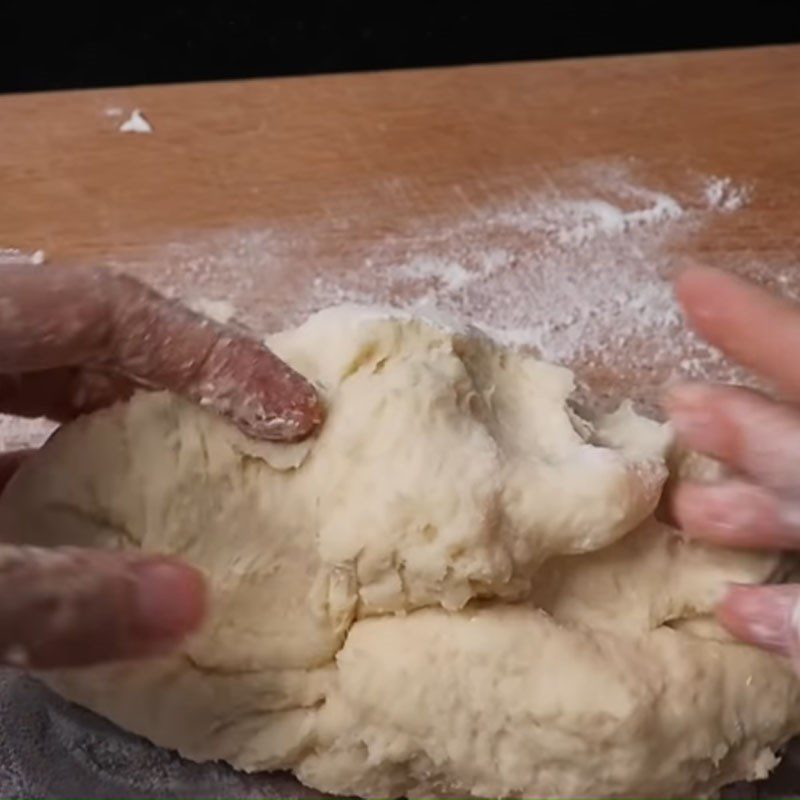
289;164;766;406
106;162;784;415
0;249;46;266
704;176;751;213
119;110;153;134
185;297;237;325
0;163;778;451
493;183;685;248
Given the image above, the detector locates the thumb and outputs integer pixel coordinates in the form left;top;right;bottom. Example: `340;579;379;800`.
0;546;206;669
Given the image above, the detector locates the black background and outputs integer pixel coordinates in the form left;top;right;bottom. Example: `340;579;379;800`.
2;3;799;94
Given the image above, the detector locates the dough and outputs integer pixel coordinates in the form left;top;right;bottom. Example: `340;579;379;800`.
1;306;798;798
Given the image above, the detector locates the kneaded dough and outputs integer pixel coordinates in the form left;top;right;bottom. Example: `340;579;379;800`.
1;306;799;798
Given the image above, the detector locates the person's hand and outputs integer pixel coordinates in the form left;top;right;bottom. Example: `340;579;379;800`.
665;265;800;663
0;264;323;669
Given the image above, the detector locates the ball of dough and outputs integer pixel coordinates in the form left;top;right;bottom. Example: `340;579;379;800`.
0;307;798;798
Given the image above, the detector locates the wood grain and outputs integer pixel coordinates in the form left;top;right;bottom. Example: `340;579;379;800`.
2;44;799;411
1;44;798;267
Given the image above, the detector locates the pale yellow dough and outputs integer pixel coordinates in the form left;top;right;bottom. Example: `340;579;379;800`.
1;306;799;798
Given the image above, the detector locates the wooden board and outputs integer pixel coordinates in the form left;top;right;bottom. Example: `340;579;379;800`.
1;45;799;416
1;44;798;265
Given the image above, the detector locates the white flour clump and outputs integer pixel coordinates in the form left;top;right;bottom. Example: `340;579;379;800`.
0;248;46;266
704;176;751;213
119;110;153;134
185;297;237;325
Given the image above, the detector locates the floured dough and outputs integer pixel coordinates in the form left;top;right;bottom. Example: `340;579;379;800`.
1;306;799;798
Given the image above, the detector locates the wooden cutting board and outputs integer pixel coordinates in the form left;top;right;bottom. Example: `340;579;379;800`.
0;43;798;270
1;44;799;408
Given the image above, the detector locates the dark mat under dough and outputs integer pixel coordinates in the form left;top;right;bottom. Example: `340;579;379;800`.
0;668;795;799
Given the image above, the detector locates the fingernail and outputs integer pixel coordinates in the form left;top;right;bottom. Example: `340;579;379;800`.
722;585;797;653
664;383;722;452
130;559;206;642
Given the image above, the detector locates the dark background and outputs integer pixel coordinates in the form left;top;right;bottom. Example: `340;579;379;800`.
2;3;799;94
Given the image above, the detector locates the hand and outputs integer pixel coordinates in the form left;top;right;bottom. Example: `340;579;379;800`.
665;265;800;662
0;264;323;669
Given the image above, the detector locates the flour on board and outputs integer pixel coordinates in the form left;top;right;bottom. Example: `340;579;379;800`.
0;164;780;451
0;249;46;266
703;176;751;213
294;165;764;391
113;164;780;405
119;110;153;134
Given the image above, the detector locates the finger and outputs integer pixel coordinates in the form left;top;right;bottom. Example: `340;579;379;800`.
676;265;800;400
0;369;135;421
0;547;206;669
0;265;323;441
664;382;800;493
717;583;800;657
672;479;800;549
0;450;36;493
